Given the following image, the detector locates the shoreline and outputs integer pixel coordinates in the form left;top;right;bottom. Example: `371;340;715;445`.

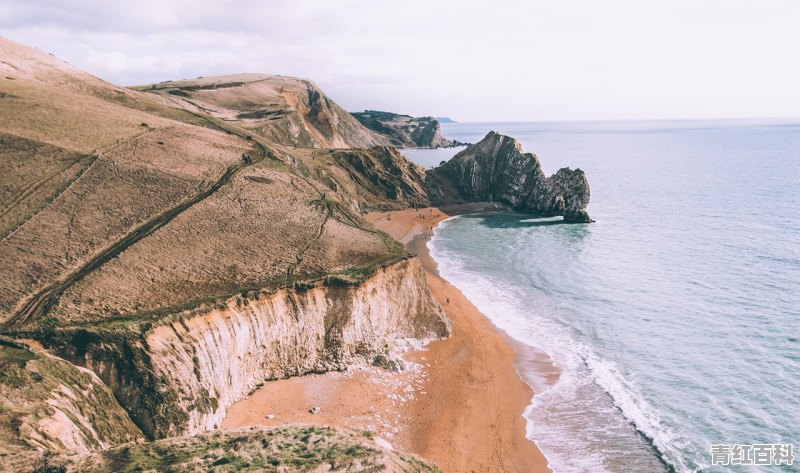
370;206;558;472
222;205;557;472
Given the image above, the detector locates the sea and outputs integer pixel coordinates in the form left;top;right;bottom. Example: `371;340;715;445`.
402;119;800;472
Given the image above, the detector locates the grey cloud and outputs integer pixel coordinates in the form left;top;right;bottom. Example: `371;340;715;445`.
1;0;798;121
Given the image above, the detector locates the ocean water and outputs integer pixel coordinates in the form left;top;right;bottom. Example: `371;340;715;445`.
404;119;800;472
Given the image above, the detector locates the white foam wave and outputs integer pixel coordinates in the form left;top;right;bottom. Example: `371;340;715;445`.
429;218;689;472
581;351;691;471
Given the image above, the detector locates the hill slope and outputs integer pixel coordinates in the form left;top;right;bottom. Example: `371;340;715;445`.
137;74;389;149
0;35;592;470
0;338;143;454
0;37;448;462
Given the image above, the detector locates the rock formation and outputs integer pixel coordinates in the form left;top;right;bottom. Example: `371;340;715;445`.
351;110;459;148
309;132;593;221
427;131;592;222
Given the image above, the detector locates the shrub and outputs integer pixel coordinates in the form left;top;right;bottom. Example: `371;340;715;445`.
32;451;66;473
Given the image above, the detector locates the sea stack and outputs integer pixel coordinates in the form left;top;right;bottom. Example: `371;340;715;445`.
427;131;593;222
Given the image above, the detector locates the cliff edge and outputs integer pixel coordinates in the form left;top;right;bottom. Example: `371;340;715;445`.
427;131;592;222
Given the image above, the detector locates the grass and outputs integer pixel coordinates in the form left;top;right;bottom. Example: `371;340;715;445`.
59;426;441;472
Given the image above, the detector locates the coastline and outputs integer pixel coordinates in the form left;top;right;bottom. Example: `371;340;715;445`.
370;207;557;472
223;206;557;472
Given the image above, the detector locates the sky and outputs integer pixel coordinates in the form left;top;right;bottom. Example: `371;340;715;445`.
1;0;799;121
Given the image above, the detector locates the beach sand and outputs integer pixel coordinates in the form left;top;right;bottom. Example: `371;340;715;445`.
222;206;556;472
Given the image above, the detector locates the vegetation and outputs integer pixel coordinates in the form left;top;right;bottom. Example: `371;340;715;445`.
54;426;441;472
31;451;66;473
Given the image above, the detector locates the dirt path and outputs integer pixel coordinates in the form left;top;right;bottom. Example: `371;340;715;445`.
286;205;330;281
0;129;157;243
2;159;248;331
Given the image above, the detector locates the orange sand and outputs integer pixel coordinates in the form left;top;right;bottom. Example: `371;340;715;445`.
222;207;557;472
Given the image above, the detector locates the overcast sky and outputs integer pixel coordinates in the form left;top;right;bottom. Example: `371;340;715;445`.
2;0;799;121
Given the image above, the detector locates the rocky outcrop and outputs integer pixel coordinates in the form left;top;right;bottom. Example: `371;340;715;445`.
352;111;459;148
427;131;592;222
331;146;431;210
37;259;449;439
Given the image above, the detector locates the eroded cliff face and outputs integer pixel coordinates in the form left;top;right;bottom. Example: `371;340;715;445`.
0;339;143;454
427;131;592;222
272;81;388;148
37;258;448;439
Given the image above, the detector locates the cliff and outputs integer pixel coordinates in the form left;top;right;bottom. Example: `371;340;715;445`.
427;131;593;222
351;110;458;148
36;259;448;439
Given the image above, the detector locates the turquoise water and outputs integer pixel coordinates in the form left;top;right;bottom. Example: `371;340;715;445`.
405;120;800;472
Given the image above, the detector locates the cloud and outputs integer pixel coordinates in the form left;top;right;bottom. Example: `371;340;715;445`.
1;0;799;120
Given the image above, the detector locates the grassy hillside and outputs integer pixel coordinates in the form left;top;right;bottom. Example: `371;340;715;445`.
0;37;444;471
135;74;389;149
0;37;407;330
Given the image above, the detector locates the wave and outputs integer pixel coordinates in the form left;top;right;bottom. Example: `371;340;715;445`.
429;217;689;472
581;351;689;472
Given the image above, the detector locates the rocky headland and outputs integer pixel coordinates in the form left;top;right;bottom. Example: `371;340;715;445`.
351;110;463;148
427;131;593;222
326;132;593;223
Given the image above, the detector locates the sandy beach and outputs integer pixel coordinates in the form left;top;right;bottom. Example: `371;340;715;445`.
223;206;557;472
